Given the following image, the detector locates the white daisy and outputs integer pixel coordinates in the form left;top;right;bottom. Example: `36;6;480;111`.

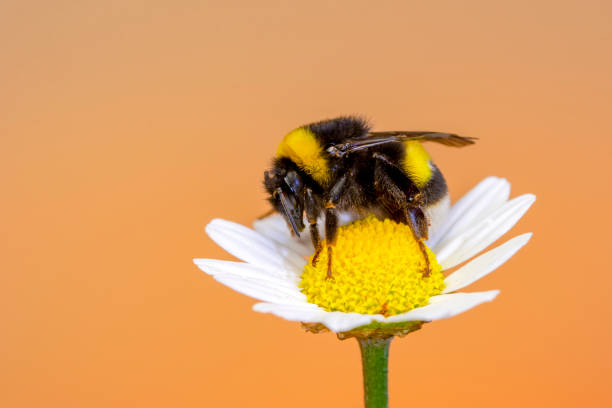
194;177;535;335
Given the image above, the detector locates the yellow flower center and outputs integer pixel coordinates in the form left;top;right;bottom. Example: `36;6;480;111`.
299;216;445;316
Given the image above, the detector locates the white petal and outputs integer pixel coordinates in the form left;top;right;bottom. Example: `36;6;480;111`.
253;302;376;332
253;213;287;231
194;258;300;286
425;194;451;245
251;214;288;241
379;290;500;323
212;274;307;305
253;215;313;257
442;233;532;293
430;177;500;248
253;302;330;321
319;312;378;332
206;219;307;271
254;291;499;332
437;194;536;269
430;177;510;249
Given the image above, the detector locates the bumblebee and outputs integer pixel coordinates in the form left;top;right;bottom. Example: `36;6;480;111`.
263;116;475;278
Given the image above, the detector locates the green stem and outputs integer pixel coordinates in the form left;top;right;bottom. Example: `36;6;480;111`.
357;337;392;408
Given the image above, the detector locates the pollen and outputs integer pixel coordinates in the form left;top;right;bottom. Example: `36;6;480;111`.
299;216;445;316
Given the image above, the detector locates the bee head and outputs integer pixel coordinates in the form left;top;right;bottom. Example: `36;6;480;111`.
263;165;305;237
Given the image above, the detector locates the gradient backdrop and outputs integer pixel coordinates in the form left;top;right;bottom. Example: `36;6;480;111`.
2;1;611;407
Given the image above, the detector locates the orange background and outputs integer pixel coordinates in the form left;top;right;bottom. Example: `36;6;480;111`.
2;1;611;407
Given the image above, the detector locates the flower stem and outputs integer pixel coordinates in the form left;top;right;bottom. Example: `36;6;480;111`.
357;337;392;408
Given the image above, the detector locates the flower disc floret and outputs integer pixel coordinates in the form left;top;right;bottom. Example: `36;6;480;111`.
299;216;445;316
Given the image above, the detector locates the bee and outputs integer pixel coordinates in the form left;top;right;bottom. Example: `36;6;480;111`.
263;116;475;278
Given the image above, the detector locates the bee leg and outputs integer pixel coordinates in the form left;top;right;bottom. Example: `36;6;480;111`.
413;227;431;277
373;153;431;277
419;241;431;277
408;206;429;241
324;173;348;279
325;204;338;279
404;207;431;277
305;187;322;265
310;225;322;265
373;152;422;200
373;152;414;212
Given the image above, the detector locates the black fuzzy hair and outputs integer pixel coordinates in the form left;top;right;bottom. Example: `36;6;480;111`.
306;115;370;146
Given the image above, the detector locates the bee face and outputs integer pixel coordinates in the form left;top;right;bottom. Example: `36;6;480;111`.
264;167;305;236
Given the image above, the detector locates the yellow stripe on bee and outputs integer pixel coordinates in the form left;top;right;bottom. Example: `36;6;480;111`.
276;127;331;185
402;141;433;188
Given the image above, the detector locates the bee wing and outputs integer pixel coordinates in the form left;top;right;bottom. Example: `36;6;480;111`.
368;131;477;147
327;132;476;157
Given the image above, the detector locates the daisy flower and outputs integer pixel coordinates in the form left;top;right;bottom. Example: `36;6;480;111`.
194;177;534;336
195;176;534;407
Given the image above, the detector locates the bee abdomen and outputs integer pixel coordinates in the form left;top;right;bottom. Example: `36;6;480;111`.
422;163;448;205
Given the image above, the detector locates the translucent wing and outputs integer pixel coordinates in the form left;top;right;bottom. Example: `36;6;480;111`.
327;131;476;157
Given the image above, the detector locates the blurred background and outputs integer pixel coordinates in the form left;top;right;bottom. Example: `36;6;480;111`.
2;1;611;407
